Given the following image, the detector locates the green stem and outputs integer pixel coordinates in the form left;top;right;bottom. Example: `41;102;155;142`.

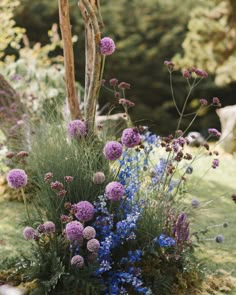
21;188;31;223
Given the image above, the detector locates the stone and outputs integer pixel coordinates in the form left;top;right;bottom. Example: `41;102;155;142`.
216;105;236;154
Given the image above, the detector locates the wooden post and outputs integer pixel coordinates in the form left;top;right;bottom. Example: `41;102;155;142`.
79;0;102;132
58;0;82;120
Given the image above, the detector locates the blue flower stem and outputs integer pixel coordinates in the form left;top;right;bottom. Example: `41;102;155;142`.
21;188;31;224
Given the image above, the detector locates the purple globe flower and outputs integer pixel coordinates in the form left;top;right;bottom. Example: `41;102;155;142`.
65;221;84;241
103;141;123;161
105;181;125;201
92;171;106;184
7;169;28;189
43;221;56;233
23;226;36;240
83;226;96;240
74;201;95;222
100;37;115;55
121;128;141;148
67;120;87;138
71;255;84;268
87;238;100;252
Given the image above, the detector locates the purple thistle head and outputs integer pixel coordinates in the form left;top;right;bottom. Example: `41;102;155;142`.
100;37;115;55
65;221;84;241
74;201;95;222
174;213;190;242
7;169;28;189
67;120;87;138
23;226;36;240
105;181;125;201
43;221;56;234
71;255;84;268
103;141;123;161
83;226;96;240
87;238;100;252
121;128;141;148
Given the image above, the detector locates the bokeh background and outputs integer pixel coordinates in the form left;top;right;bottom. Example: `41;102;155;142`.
2;0;236;135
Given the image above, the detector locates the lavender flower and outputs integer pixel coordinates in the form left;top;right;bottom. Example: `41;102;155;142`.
65;221;84;241
7;169;28;189
43;221;56;233
23;226;36;240
83;226;96;240
67;120;87;138
100;37;115;55
103;141;123;161
71;255;84;268
174;213;190;242
121;128;141;148
87;238;100;252
105;181;125;201
92;172;106;184
74;201;95;222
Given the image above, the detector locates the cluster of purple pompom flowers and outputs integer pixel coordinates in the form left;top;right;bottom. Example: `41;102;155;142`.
7;168;28;189
23;221;56;241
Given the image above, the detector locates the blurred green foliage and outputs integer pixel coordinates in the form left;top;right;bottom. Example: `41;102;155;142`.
3;0;236;134
175;0;236;86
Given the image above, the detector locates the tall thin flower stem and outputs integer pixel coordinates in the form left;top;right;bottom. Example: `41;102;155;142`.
21;188;31;223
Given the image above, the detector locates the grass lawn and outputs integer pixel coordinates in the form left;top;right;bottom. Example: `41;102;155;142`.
184;146;236;278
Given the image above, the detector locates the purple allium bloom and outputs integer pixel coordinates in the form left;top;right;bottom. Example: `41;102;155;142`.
100;37;115;55
23;226;36;240
92;172;106;184
105;181;125;201
50;181;63;191
74;201;95;222
208;128;221;138
64;176;74;182
65;221;84;241
44;172;53;183
7;169;28;189
212;158;219;169
87;238;100;252
83;226;96;240
215;235;224;243
121;128;141;148
43;221;56;233
103;141;123;161
67;120;87;138
71;255;84;268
